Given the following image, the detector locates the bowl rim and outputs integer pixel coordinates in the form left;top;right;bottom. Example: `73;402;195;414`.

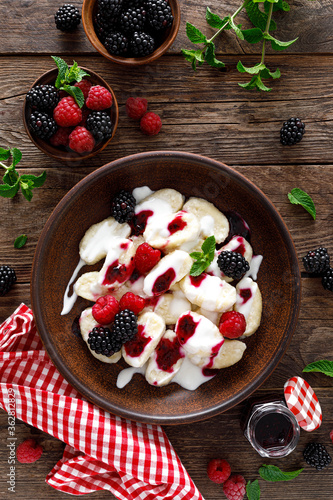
81;0;181;66
31;150;301;424
23;66;119;162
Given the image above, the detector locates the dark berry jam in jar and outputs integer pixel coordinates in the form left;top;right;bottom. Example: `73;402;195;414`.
241;395;300;458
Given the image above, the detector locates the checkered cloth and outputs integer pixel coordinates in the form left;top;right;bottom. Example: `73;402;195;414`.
0;304;204;499
284;376;322;432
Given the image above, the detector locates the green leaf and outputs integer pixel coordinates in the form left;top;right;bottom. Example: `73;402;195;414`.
0;180;20;198
259;465;303;482
0;147;11;161
14;234;27;249
190;260;207;277
190;236;216;276
19;171;47;188
76;67;90;82
237;61;266;75
181;49;204;70
264;33;298;51
287;188;316;219
303;360;333;377
260;67;281;79
246;0;277;31
65;60;79;83
246;479;260;500
3;169;19;186
205;43;225;68
238;75;259;90
52;55;69;88
282;1;290;11
20;183;33;202
10;147;22;167
205;7;227;29
229;16;244;40
61;84;85;108
186;23;207;44
255;74;272;91
241;28;263;44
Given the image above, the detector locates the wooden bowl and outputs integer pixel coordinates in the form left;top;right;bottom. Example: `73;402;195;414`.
82;0;181;66
31;151;301;424
23;67;119;163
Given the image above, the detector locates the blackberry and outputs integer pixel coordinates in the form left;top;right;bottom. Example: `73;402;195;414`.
98;0;124;17
303;443;331;470
29;111;58;140
86;111;113;141
94;12;116;41
111;309;138;344
130;31;155;57
146;0;173;31
322;267;333;292
280;117;305;146
55;4;81;31
111;190;136;223
88;326;122;356
302;247;330;274
0;265;17;297
119;7;146;33
104;30;129;56
26;85;60;111
217;250;250;280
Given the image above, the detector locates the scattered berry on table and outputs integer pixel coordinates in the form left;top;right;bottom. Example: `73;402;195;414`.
16;439;43;464
0;265;17;297
29;111;58;140
222;474;246;500
322;267;333;292
26;84;60;111
86;110;113;141
50;126;71;147
135;242;161;274
130;31;155;57
88;326;122;356
111;190;136;223
92;295;120;324
74;79;92;100
140;111;162;135
68;126;95;153
111;309;138;344
86;85;113;111
280;117;305;146
98;0;124;18
119;292;146;315
218;311;246;339
217;251;250;280
302;247;330;274
146;0;173;31
330;429;333;444
120;7;146;33
104;31;129;56
53;96;82;127
207;458;231;484
126;97;148;120
303;442;332;470
55;4;81;32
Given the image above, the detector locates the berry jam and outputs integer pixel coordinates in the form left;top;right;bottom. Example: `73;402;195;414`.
155;337;184;372
239;288;252;303
124;325;151;357
152;268;176;295
102;259;134;286
176;313;198;344
167;214;187;235
225;211;251;243
190;274;206;287
72;315;81;338
254;412;294;450
233;237;246;256
130;210;153;235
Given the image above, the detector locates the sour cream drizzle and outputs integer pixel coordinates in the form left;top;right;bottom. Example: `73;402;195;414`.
61;258;86;315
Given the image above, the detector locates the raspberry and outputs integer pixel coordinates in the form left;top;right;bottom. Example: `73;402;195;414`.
53;96;82;127
86;85;113;111
140;112;162;136
50;126;71;147
16;439;43;464
135;242;161;274
207;459;231;484
126;97;148;120
74;79;92;100
219;311;246;339
68;126;95;154
92;295;120;324
223;474;246;500
119;291;145;315
330;429;333;444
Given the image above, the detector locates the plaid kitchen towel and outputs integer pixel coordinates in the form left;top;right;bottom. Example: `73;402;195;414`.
0;303;203;499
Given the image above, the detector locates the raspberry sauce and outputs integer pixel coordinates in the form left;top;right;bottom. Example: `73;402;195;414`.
226;211;251;242
124;325;151;357
254;412;294;450
102;259;134;286
239;288;252;303
155;337;184;372
189;274;206;287
233;237;246;256
152;268;176;295
131;210;153;235
176;313;199;344
167;214;187;235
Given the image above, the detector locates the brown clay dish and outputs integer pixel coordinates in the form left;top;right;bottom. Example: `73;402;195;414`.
82;0;181;66
23;67;119;163
31;151;301;424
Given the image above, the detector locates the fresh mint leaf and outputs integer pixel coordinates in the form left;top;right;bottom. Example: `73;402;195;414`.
259;465;303;482
241;27;263;44
264;33;298;51
246;479;260;500
182;48;205;70
238;75;259;90
0;181;20;198
186;23;207;44
205;43;225;68
255;74;272;91
246;0;277;31
0;147;11;161
19;171;47;188
303;360;333;378
229;16;244;40
14;234;27;249
3;169;19;186
287;188;316;219
11;148;22;168
201;235;216;258
190;236;216;276
237;61;266;74
62;84;85;108
206;7;226;29
260;67;281;79
52;55;69;88
76;67;90;82
282;1;290;11
190;260;207;277
20;180;34;202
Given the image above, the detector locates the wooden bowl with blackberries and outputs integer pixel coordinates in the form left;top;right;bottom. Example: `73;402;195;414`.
23;57;119;163
82;0;181;65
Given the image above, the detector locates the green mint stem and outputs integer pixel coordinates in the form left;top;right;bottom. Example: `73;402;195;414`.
0;161;10;170
261;2;274;64
208;0;249;44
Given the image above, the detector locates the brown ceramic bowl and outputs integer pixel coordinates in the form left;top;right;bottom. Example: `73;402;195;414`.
82;0;181;66
31;151;301;424
23;67;119;163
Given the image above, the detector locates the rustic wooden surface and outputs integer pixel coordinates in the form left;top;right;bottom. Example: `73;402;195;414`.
0;0;333;498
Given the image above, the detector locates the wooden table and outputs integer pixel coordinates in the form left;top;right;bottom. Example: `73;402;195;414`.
0;1;332;498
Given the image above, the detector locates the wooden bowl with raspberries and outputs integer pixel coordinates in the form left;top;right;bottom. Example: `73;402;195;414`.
23;58;119;163
82;0;181;65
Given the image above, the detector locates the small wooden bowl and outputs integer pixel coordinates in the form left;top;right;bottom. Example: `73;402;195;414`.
82;0;181;66
23;67;119;163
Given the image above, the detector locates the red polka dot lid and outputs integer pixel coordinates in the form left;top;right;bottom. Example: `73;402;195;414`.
284;376;322;432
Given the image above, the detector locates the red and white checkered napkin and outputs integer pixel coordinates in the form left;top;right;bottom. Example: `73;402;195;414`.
0;304;203;499
284;376;322;432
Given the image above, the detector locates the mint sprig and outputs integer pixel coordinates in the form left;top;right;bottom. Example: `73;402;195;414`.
287;188;316;220
0;147;46;201
259;464;303;482
51;56;90;108
14;234;28;249
246;479;260;500
303;359;333;378
190;235;216;276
